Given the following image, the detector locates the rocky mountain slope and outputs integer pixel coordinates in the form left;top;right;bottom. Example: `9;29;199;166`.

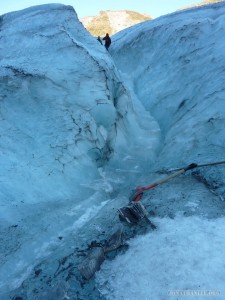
179;0;224;10
80;10;152;36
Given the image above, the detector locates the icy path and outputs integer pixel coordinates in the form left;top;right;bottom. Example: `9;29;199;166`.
97;217;225;300
7;165;225;299
95;169;225;300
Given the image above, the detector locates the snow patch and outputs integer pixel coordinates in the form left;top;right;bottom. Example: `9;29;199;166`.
96;216;225;300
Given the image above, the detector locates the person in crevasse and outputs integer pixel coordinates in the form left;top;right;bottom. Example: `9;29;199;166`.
102;33;111;50
97;36;102;45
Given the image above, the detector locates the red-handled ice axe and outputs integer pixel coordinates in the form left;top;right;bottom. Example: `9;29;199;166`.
129;160;225;203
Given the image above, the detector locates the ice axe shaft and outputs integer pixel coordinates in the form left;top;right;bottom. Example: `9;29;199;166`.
130;168;185;203
142;168;186;190
168;160;225;172
130;160;225;202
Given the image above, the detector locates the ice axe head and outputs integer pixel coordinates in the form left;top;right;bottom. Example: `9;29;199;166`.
118;202;156;229
118;202;147;224
129;188;144;203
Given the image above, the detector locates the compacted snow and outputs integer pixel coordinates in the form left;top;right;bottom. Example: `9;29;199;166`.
0;2;225;300
97;217;225;300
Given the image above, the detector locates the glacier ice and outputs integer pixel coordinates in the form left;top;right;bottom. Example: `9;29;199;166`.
0;2;225;300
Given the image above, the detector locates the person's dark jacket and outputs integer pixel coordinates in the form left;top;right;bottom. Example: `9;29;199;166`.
103;34;111;50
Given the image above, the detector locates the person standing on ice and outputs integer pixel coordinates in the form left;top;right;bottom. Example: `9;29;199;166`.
103;33;111;51
97;36;102;45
